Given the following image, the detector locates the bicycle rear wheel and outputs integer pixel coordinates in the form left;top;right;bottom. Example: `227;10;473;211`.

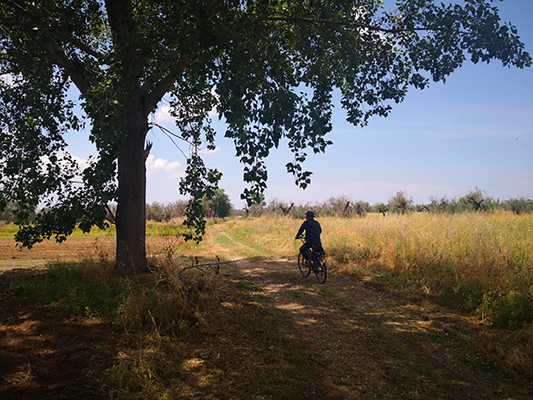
298;253;311;278
315;257;327;284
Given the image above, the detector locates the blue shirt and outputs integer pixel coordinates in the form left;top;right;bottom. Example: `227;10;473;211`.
296;219;322;244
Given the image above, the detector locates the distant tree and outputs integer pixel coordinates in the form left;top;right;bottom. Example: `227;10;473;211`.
243;193;266;217
427;196;458;213
338;199;370;217
375;203;389;217
352;201;370;218
0;201;15;223
279;202;295;216
506;197;533;214
1;1;530;275
145;201;189;222
0;201;36;224
319;196;352;217
146;202;171;222
458;188;494;212
388;191;412;214
203;189;232;219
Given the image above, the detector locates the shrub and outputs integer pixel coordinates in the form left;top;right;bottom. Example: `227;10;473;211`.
202;188;232;218
506;197;533;214
146;201;187;221
388;191;412;214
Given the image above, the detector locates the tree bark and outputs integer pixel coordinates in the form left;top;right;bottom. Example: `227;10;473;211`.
113;102;149;276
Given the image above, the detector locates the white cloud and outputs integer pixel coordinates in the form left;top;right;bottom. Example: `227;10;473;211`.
146;155;182;179
71;155;90;171
39;153;91;182
0;74;15;87
153;104;175;123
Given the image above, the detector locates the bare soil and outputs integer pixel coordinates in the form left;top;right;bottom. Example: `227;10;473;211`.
1;236;532;399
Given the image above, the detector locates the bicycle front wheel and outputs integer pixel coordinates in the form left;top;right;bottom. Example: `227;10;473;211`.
315;257;327;284
298;253;311;278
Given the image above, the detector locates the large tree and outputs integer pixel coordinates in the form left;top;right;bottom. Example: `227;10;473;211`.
0;0;530;275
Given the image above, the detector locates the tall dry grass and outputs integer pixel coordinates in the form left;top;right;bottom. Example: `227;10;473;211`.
321;212;533;329
207;213;532;329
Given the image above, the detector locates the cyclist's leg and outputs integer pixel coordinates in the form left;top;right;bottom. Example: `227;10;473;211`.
300;242;312;260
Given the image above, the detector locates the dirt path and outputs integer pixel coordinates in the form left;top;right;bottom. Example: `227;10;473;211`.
1;237;532;398
230;258;532;400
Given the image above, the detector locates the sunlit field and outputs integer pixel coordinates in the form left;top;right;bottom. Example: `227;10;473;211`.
197;212;533;329
326;213;532;326
2;211;532;329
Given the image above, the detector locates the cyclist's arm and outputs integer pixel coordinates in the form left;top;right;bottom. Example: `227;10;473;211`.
295;223;305;239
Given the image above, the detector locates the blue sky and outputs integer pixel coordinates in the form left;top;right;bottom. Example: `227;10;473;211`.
69;0;533;209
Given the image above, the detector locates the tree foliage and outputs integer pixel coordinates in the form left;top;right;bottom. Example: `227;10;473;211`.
0;0;530;274
388;190;413;214
203;188;233;219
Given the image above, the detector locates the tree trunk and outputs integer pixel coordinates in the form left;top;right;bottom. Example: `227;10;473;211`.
113;105;149;276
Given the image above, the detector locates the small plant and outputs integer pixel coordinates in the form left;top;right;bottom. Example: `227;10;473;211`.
161;236;186;263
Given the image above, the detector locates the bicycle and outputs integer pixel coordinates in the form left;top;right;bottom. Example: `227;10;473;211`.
296;237;327;284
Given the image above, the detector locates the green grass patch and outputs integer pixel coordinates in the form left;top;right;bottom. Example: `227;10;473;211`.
237;279;264;294
9;260;221;336
10;263;126;318
215;235;233;245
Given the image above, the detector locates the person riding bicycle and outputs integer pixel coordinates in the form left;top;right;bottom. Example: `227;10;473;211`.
295;211;323;263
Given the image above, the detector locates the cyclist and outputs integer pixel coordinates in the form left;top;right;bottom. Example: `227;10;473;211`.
295;211;322;264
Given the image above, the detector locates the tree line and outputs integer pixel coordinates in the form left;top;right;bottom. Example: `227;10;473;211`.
140;189;533;221
2;188;531;226
246;189;533;218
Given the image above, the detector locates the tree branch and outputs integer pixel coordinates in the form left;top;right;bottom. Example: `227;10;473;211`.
265;15;403;34
0;0;103;60
105;204;116;224
152;122;192;159
0;0;26;15
144;56;191;115
104;0;133;46
57;34;102;60
47;43;91;97
264;15;466;35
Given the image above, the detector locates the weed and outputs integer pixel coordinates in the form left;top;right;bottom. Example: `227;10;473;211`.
237;279;263;294
161;236;185;264
422;368;442;382
442;380;457;391
289;288;307;297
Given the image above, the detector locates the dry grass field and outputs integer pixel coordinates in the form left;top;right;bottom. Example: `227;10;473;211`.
1;213;532;399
